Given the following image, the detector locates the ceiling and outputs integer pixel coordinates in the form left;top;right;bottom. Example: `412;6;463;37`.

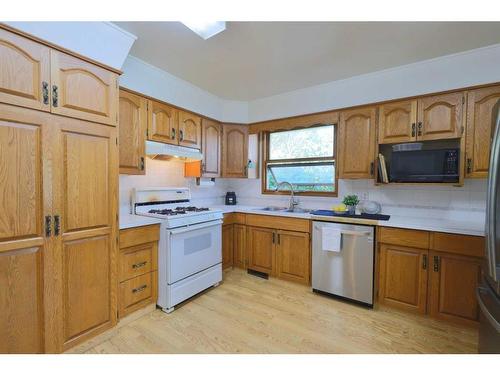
114;22;500;101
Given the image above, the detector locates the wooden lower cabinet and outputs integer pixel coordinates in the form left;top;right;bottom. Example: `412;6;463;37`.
276;230;310;284
233;224;247;269
222;224;234;270
0;246;44;353
377;228;484;326
118;225;159;319
428;251;482;325
246;223;311;284
378;244;428;314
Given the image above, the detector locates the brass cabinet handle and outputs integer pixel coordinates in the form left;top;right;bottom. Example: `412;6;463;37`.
272;232;276;244
277;233;281;245
433;255;440;272
132;284;148;293
54;215;60;236
45;215;52;237
42;81;49;105
140;156;145;171
52;85;58;107
171;128;176;140
467;158;472;174
132;261;147;269
422;254;427;270
417;122;423;136
179;130;184;141
411;123;416;137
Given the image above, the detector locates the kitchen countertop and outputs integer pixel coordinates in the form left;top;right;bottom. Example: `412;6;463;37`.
212;205;485;237
119;213;163;230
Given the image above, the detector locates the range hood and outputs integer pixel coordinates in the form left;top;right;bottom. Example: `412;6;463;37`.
146;140;203;161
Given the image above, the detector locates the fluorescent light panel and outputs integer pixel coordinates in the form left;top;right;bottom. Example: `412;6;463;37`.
181;21;226;39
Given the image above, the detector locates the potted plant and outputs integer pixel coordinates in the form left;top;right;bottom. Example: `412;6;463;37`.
342;194;360;215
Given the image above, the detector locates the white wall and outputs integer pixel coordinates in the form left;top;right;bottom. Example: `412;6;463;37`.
119;158;229;214
248;43;500;122
5;22;136;71
120;55;249;123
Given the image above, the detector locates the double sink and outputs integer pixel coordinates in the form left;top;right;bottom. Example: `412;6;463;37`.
256;206;313;214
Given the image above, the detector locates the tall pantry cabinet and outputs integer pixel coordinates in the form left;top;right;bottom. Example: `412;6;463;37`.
0;26;118;353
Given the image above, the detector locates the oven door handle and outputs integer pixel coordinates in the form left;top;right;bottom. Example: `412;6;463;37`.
167;219;223;235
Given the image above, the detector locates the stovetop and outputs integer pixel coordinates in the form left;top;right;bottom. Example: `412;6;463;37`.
148;206;210;216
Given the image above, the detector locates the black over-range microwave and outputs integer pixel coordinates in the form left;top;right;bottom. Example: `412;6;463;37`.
389;148;460;183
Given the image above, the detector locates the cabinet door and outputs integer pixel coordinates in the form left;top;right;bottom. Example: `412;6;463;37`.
378;244;428;314
466;85;500;178
201;118;222;177
222;224;234;270
178;110;202;149
119;90;147;175
247;226;275;275
417;92;464;141
147;100;178;145
233;224;246;269
0;104;52;353
276;230;310;284
428;251;481;325
222;124;248;178
50;50;118;126
378;100;417;144
338;107;376;178
51;117;118;351
0;28;50;111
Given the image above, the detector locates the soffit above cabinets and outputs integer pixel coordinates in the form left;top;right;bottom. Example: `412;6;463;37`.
114;21;500;101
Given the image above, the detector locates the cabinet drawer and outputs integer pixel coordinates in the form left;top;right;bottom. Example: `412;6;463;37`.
378;227;429;249
119;273;153;313
246;214;310;233
120;224;160;249
223;213;246;225
430;232;485;258
119;245;153;282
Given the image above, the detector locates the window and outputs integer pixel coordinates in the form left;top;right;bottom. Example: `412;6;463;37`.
263;124;336;195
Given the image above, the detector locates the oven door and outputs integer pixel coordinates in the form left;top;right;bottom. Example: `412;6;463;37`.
167;220;222;284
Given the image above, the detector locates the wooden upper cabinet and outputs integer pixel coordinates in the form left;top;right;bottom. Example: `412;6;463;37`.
0;28;50;112
147;100;178;145
417;92;465;141
178;110;202;149
50;50;118;126
201;118;222;178
466;85;500;178
119;90;147;175
378;244;428;315
222;124;248;178
428;251;481;325
338;106;376;179
0;104;50;353
378;100;417;144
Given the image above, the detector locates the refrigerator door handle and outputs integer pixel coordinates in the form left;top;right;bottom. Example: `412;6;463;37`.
486;102;500;281
477;287;500;333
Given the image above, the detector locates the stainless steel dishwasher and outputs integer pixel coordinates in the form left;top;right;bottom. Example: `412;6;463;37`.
312;221;375;307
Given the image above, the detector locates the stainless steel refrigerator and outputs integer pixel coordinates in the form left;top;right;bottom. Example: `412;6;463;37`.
479;100;500;353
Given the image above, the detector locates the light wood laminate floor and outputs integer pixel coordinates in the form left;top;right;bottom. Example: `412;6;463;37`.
71;269;478;354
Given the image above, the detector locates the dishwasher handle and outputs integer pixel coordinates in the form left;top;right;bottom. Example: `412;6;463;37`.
339;229;372;237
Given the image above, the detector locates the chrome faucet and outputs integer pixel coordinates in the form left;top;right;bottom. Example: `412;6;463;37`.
275;181;299;211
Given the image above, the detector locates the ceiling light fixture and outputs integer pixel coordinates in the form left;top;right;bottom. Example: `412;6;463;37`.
181;21;226;40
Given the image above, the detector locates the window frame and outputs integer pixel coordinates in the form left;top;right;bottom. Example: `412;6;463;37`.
261;123;338;197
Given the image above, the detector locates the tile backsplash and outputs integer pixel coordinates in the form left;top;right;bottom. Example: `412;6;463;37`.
120;157;487;222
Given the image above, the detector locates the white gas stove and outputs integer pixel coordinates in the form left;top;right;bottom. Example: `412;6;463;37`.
132;187;223;313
